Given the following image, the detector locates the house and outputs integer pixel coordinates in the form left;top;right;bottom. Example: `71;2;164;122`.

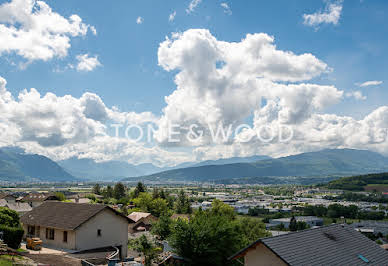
3;202;32;215
21;193;59;208
229;224;388;266
0;193;17;203
128;212;157;233
267;216;323;229
20;202;130;258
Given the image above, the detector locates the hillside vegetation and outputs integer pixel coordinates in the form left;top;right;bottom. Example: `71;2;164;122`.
327;172;388;191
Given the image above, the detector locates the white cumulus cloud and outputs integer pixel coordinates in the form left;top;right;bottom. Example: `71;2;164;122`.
303;1;343;27
0;0;94;62
76;54;102;72
154;29;336;145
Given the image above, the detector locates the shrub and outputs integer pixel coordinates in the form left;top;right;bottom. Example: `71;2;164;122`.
0;225;24;249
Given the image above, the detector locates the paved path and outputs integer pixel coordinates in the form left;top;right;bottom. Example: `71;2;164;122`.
25;254;82;266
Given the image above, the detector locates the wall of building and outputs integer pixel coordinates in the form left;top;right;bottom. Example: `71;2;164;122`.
22;224;76;250
245;243;287;266
75;209;128;258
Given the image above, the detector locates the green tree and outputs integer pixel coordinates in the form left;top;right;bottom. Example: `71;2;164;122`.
114;182;126;200
175;190;192;214
296;221;309;231
289;216;297;231
134;182;147;198
170;211;242;265
236;217;271;246
104;185;114;198
130;235;160;266
152;215;173;240
152;188;159;199
150;198;170;217
92;184;101;195
133;192;169;217
169;201;270;265
54;192;66;201
210;199;235;219
0;207;20;227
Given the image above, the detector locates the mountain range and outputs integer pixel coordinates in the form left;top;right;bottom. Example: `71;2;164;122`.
0;147;76;182
1;147;388;184
57;155;271;181
122;149;388;184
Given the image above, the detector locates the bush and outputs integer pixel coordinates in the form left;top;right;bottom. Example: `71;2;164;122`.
0;207;20;227
0;225;24;249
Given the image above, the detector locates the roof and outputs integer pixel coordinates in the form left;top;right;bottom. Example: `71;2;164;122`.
0;199;7;207
127;212;152;223
229;224;388;265
6;202;32;213
21;201;130;230
271;216;323;223
21;193;57;202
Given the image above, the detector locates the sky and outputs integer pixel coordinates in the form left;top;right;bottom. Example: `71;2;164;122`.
0;0;387;166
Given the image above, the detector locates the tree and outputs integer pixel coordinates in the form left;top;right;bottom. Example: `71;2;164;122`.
169;202;270;266
0;207;20;227
130;235;160;266
104;185;114;198
152;188;159;199
289;216;297;231
175;190;192;214
133;192;169;217
114;182;126;200
169;211;243;265
92;184;101;195
152;215;173;240
54;192;66;201
150;198;170;217
134;182;146;198
236;217;271;246
210;199;235;219
296;221;309;231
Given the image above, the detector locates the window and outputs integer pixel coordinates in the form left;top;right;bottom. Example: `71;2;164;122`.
27;226;35;236
63;231;68;243
46;228;54;240
97;229;101;237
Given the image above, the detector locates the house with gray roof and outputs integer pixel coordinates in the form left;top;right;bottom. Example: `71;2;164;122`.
21;201;130;258
229;224;388;266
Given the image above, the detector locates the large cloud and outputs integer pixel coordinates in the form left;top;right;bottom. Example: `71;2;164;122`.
0;0;94;62
154;29;338;145
0;76;172;165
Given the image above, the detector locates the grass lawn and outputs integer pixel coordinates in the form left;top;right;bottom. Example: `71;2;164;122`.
0;259;12;266
0;256;14;266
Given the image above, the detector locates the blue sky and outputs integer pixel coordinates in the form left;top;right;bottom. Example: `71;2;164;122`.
2;0;387;116
0;0;387;165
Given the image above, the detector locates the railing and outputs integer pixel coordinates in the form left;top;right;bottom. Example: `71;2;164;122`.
106;246;120;260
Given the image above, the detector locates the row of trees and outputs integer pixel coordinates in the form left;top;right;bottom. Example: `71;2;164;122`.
91;182;193;217
302;204;386;220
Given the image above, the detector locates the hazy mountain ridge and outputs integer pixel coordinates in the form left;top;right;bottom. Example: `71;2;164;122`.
0;148;76;182
122;149;388;183
58;155;271;181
